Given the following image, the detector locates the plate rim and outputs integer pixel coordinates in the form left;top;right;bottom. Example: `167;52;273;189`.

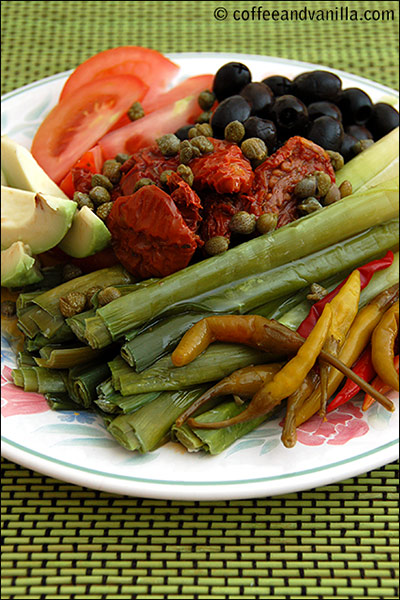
1;51;399;500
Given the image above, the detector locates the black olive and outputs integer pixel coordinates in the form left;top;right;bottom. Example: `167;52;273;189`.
367;103;400;140
240;82;275;116
336;88;373;125
211;95;252;138
213;62;252;101
291;70;342;103
345;124;373;141
308;101;342;122
307;116;344;151
339;133;359;162
243;116;277;152
262;75;292;97
269;95;309;135
174;124;193;141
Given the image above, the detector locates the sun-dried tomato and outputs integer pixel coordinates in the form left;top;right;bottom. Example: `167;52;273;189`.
119;145;180;195
107;185;201;279
167;172;202;233
199;191;261;242
191;139;254;195
251;136;335;218
71;168;93;194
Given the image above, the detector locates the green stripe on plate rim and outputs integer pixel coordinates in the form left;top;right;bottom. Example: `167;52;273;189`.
2;436;398;486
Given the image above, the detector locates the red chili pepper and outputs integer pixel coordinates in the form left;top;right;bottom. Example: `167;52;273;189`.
327;346;375;412
362;355;399;411
297;251;395;338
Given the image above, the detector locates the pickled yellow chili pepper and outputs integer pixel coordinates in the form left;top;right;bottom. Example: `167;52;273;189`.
296;284;399;426
319;269;361;416
186;305;332;429
371;301;399;391
175;363;283;428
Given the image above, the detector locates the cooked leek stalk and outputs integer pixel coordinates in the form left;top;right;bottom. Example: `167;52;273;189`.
33;345;104;369
108;387;207;452
67;362;111;408
30;265;133;319
93;177;399;344
25;325;75;352
279;251;399;331
336;127;399;192
95;380;160;415
116;344;270;396
173;400;278;455
12;366;67;394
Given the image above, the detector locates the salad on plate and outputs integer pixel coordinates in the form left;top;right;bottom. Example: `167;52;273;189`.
1;46;399;461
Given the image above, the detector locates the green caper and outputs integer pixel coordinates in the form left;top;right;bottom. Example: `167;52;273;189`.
133;178;155;192
294;176;317;199
224;121;245;144
198;90;216;111
160;170;175;187
127;101;145;121
196;111;213;124
73;191;94;210
241;137;268;162
189;123;213;139
229;211;256;235
190;135;214;154
307;283;329;302
339;180;353;198
96;201;114;221
62;263;83;282
115;153;131;164
314;171;332;198
179;140;201;164
156;133;180;156
91;173;113;191
176;164;194;187
97;286;122;306
85;286;103;306
102;159;121;184
326;150;344;171
298;197;323;214
256;213;278;234
59;292;87;318
1;300;16;317
89;186;111;205
353;139;374;155
324;183;341;205
204;236;229;256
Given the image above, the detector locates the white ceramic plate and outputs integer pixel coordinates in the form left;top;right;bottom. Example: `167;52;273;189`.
1;53;399;501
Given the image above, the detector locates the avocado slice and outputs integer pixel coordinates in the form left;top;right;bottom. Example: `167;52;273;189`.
58;206;112;258
1;135;69;198
1;186;77;254
1;241;43;287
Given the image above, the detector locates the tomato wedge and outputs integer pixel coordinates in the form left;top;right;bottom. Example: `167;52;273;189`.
59;146;103;198
31;75;148;183
98;94;205;159
107;73;215;133
60;46;179;101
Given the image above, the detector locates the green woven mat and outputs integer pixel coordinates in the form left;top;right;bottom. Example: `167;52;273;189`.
2;459;399;599
1;1;399;599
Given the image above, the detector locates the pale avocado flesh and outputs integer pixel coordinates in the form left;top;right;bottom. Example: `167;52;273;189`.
1;136;68;198
1;241;43;287
58;206;111;258
1;186;77;254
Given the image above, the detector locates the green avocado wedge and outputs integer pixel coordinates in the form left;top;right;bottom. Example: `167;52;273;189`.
1;241;43;288
58;206;112;258
1;135;69;198
1;186;77;254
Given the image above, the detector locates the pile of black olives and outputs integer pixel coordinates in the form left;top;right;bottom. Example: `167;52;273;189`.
203;62;399;162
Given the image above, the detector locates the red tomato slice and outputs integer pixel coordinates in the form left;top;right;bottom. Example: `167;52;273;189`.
107;74;215;134
60;46;179;101
31;75;148;183
59;145;103;197
98;94;205;159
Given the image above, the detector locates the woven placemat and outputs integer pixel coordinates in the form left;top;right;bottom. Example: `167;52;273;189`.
1;1;399;598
